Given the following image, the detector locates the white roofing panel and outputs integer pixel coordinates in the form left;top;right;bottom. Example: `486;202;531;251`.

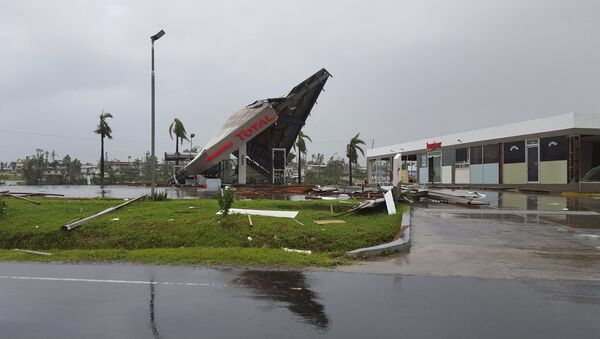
367;112;600;158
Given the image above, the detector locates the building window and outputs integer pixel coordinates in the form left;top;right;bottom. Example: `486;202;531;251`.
455;147;469;168
484;144;500;164
442;149;455;167
470;146;483;165
503;141;526;163
540;136;568;161
420;154;427;168
456;148;468;163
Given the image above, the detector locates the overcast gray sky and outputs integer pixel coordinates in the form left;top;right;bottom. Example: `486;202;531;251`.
2;0;600;164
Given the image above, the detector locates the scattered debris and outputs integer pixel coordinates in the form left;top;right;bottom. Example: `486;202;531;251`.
111;218;120;221
0;191;64;197
407;189;490;206
62;195;146;231
0;191;65;205
216;208;298;219
3;194;41;205
293;219;305;226
384;190;396;215
314;220;346;225
346;198;387;214
282;247;312;254
13;249;51;256
247;215;253;227
235;185;314;198
247;236;253;241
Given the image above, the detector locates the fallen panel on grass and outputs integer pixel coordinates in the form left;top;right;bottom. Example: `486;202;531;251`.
384;190;396;215
282;247;312;254
216;208;298;218
314;220;346;225
13;249;52;256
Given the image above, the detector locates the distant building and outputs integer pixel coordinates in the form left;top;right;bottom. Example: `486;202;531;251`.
367;112;600;192
81;164;100;184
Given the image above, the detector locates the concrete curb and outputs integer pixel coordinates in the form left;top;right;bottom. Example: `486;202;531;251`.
345;209;412;258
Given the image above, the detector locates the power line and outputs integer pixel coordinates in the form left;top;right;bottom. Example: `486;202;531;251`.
0;129;172;145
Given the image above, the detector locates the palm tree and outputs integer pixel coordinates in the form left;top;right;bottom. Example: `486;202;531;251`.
346;133;365;185
168;118;189;165
293;131;312;184
94;111;113;187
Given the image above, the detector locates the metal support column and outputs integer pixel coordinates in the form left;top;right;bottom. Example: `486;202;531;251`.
238;143;247;185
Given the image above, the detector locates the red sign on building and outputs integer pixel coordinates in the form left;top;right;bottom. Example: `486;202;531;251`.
426;141;442;151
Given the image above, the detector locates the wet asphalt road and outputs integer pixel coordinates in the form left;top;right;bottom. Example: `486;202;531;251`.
1;262;600;339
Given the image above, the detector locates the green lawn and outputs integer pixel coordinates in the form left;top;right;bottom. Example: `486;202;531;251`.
0;197;404;267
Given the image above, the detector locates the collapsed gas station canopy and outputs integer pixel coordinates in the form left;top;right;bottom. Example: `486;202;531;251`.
173;68;331;184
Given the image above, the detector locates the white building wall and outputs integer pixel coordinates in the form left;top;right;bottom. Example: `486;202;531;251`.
441;166;452;184
455;167;470;184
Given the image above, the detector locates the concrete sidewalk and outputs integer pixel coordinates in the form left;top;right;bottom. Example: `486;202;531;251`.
338;203;600;280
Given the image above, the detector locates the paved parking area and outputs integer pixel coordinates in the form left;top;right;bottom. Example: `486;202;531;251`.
338;192;600;280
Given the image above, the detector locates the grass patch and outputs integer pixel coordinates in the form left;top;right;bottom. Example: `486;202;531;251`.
0;247;343;267
0;197;405;266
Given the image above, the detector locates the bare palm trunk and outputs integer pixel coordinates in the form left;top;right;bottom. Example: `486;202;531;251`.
175;137;179;166
298;153;302;184
348;160;353;185
100;136;105;188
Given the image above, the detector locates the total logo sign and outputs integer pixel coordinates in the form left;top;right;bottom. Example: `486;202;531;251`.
235;113;276;141
203;112;278;164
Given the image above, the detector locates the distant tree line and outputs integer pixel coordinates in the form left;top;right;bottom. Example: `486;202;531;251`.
20;151;83;185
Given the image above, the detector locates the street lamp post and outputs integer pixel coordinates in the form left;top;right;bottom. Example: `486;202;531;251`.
189;133;195;160
150;29;165;195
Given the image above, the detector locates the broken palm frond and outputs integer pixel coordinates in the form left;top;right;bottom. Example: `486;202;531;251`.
13;249;52;256
282;247;312;254
314;220;346;225
216;208;298;219
62;195;146;231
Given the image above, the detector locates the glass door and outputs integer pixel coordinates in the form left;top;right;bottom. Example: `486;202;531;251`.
526;139;539;183
428;151;442;183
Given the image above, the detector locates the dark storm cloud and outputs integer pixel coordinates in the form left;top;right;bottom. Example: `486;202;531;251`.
1;0;600;163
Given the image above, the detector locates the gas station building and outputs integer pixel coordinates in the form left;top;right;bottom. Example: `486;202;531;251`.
366;113;600;192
